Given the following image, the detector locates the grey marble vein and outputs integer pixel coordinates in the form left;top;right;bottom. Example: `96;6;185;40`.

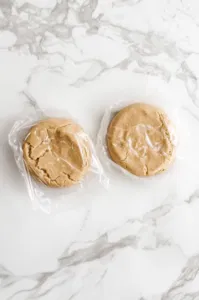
162;255;199;300
177;62;199;106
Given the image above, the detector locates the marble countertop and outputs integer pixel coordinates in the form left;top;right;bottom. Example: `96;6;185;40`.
1;0;199;299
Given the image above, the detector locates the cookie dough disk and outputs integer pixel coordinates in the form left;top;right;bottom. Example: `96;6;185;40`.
107;103;176;177
23;118;91;187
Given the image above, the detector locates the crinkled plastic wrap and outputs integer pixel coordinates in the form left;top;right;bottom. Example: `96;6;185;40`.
97;99;183;181
9;108;108;214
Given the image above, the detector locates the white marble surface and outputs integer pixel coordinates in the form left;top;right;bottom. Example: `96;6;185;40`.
1;0;199;299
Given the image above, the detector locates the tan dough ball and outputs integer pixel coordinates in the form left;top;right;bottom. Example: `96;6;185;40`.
107;103;176;177
23;118;91;187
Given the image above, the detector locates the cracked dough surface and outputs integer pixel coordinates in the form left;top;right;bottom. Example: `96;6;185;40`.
23;118;91;187
107;103;176;177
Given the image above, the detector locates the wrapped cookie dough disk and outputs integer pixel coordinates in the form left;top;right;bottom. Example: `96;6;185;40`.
23;118;91;188
106;103;176;177
97;100;179;181
9;109;107;214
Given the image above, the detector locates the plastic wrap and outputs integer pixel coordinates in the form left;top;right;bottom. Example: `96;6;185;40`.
97;99;183;181
9;108;108;214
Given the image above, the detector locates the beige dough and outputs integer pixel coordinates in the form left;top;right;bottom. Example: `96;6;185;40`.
107;103;176;177
23;118;91;187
